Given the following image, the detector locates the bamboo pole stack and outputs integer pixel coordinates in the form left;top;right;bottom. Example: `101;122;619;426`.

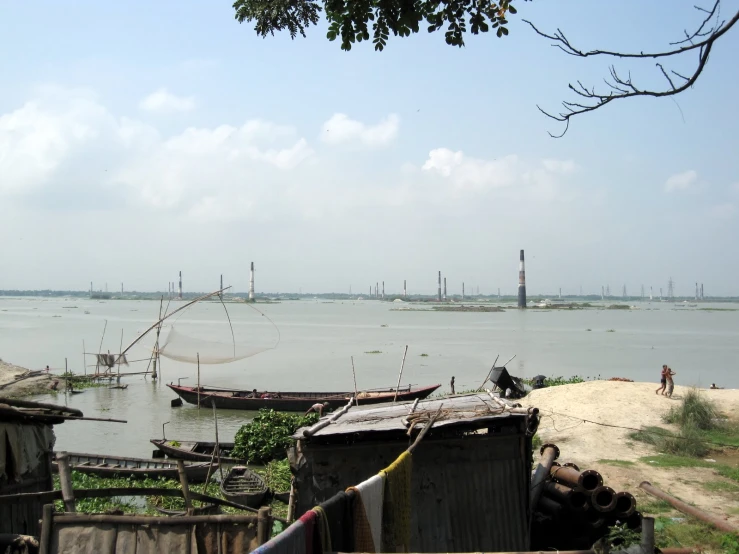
530;446;641;551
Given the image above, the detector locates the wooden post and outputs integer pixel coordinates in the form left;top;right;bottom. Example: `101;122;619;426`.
39;503;54;554
152;297;163;381
176;460;193;514
257;506;272;545
478;354;500;391
56;453;76;513
97;320;108;375
117;329;123;378
392;345;409;404
197;353;201;410
351;356;359;406
287;480;296;523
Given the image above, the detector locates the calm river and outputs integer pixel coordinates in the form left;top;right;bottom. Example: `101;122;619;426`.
0;296;736;457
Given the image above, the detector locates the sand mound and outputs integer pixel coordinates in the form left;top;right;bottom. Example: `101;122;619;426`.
521;381;739;465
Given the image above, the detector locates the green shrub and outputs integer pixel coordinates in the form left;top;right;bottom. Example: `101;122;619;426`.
663;388;717;430
232;409;319;464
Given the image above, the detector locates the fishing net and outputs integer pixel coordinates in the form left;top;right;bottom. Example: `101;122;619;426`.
158;325;275;364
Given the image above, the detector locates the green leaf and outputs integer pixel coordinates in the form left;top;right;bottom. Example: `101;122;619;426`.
508;5;517;14
327;30;337;41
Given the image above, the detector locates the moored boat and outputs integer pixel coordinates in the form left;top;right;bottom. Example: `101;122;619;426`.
52;451;216;482
166;383;441;411
150;439;243;464
220;466;268;508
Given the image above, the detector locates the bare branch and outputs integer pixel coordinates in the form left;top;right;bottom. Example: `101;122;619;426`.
526;1;739;136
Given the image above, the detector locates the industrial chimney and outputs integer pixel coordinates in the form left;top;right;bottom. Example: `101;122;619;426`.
518;250;526;309
437;271;442;302
178;271;182;299
249;262;255;301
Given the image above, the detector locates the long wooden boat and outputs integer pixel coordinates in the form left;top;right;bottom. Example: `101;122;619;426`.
166;383;441;411
52;452;216;482
150;439;243;464
220;466;267;508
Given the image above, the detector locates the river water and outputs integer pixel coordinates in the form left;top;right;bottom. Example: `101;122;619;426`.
0;296;736;457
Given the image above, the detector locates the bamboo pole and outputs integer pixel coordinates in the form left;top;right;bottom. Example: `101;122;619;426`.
97;320;107;375
213;398;223;481
303;397;354;437
351;356;359;406
56;453;76;513
287;480;296;523
478;354;500;390
117;329;123;379
407;404;443;453
392;345;409;404
176;460;193;514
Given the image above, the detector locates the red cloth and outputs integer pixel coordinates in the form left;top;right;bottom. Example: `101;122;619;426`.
299;510;318;554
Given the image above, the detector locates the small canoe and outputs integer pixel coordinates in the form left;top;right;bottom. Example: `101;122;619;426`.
150;439;243;464
52;452;216;482
220;466;267;508
166;383;441;411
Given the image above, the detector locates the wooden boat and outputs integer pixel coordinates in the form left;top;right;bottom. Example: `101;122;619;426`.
150;439;243;464
220;466;267;508
166;383;441;411
52;452;216;482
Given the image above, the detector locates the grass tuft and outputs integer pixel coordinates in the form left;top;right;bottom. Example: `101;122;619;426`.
597;459;636;468
702;480;739;493
638;499;672;515
663;388;717;430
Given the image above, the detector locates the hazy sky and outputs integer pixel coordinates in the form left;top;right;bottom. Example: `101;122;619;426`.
1;1;737;296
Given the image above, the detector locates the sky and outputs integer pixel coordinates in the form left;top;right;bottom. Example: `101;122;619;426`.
0;1;737;296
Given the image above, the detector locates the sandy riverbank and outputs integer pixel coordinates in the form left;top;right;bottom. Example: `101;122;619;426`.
521;381;739;531
0;358;54;397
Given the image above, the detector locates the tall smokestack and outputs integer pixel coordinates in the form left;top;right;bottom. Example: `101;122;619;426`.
498;288;501;299
121;283;123;296
443;278;447;301
695;282;698;300
382;281;385;299
462;282;465;300
178;271;182;299
518;250;527;309
403;280;407;297
601;286;605;300
437;271;442;302
249;262;255;301
90;282;93;295
650;286;653;301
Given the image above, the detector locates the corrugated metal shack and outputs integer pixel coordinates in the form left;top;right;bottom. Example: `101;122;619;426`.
0;397;82;536
289;392;539;552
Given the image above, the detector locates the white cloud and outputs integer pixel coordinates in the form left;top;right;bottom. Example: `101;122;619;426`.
542;159;577;173
321;113;399;147
139;88;196;113
422;148;519;190
664;170;698;192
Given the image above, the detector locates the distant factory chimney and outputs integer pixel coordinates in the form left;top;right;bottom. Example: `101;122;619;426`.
701;283;704;299
518;250;526;309
403;280;407;297
443;278;447;301
498;288;501;299
249;262;255;301
695;282;699;300
382;281;385;299
462;282;465;300
601;286;605;300
90;282;93;295
178;271;182;299
437;271;442;302
559;287;562;300
650;286;653;301
121;283;123;296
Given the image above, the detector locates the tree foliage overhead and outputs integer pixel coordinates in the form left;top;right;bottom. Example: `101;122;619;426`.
232;0;526;51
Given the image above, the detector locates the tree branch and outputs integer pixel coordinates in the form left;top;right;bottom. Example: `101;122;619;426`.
526;1;739;136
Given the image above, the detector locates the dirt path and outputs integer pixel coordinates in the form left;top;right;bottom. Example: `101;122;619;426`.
521;381;739;528
0;358;54;397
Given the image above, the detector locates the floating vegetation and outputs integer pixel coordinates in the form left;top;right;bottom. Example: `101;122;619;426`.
420;353;429;357
364;350;382;354
606;329;616;332
380;324;389;327
586;328;592;331
431;305;505;313
607;304;631;310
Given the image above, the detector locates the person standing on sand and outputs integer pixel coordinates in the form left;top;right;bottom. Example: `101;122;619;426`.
665;367;676;398
656;365;667;395
450;376;455;395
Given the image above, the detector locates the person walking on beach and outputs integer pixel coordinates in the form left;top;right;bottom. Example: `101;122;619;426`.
656;365;667;395
665;367;676;398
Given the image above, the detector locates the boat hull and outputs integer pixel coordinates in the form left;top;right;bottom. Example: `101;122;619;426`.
166;383;441;411
220;466;267;509
52;452;215;482
150;440;243;464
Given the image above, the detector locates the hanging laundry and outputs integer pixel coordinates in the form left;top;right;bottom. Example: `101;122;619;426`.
299;510;319;554
252;519;307;554
312;506;332;554
380;451;413;553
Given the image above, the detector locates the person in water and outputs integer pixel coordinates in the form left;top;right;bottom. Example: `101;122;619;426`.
655;365;668;395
